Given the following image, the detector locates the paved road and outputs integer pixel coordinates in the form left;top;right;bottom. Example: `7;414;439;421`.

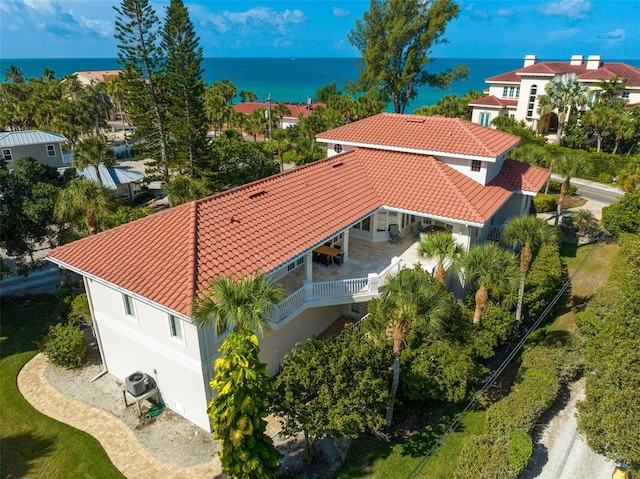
0;265;60;296
551;174;624;205
521;377;615;479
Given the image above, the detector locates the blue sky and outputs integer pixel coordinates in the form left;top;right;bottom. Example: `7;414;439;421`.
1;0;639;59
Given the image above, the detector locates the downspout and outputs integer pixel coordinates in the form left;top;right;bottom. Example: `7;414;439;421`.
84;277;108;383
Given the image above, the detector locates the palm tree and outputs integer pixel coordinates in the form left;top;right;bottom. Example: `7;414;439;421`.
569;209;598;238
106;76;130;146
537;74;589;143
272;102;291;129
455;242;519;325
418;231;463;283
54;178;116;235
73;136;116;185
4;65;26;83
41;67;56;82
581;102;617;152
553;152;593;225
192;272;285;336
163;175;209;207
375;267;453;427
611;110;637;155
595;75;628;101
268;130;291;173
239;90;257;103
502;215;559;326
204;92;229;136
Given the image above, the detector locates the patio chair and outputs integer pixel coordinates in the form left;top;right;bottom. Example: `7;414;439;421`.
389;224;402;243
412;223;422;240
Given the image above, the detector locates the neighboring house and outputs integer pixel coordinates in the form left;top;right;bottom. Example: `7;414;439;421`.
73;70;123;87
47;113;548;432
232;100;325;129
0;130;69;170
469;54;640;136
76;164;145;202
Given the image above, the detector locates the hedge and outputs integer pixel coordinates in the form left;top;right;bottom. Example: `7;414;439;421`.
523;243;568;324
532;194;557;213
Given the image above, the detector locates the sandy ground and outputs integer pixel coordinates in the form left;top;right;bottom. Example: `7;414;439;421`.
521;377;615;479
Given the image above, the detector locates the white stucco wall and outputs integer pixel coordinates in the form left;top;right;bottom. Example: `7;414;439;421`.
258;304;343;373
86;279;212;431
438;155;489;185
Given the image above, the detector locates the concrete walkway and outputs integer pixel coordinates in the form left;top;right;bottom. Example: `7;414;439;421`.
18;354;223;479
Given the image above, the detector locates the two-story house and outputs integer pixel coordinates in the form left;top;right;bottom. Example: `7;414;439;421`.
0;130;69;170
469;55;640;136
47;113;548;431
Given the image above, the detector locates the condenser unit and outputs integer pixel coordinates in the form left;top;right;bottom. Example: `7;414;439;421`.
125;371;148;397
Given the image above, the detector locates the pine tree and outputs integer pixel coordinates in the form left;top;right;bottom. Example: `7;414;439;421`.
161;0;210;177
114;0;170;181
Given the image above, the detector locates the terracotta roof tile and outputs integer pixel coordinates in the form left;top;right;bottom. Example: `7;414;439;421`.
317;113;520;158
468;96;518;108
487;61;640;87
49;120;547;317
232;102;325;119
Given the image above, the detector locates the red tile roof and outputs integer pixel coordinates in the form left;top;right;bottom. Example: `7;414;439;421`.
232;102;325;119
317;113;520;158
49;147;547;316
468;96;518;108
486;61;640;87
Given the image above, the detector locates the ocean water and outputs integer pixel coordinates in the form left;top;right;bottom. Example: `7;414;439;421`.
2;57;640;112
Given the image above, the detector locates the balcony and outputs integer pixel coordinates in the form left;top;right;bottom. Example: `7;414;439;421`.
268;237;436;327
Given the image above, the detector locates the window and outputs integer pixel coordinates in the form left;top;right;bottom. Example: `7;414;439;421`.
169;315;183;340
502;87;508;98
123;294;136;318
471;160;482;172
515;87;520;98
46;145;56;157
622;91;630;99
509;86;515;98
526;85;538;117
480;113;491;126
1;149;12;162
334;143;343;153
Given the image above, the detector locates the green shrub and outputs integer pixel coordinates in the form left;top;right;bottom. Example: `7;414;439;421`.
601;190;640;235
39;320;87;368
532;193;557;213
471;302;515;359
523;243;568;324
507;430;533;474
486;348;560;436
455;434;516;479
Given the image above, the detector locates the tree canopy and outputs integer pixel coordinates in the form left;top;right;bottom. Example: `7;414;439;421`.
349;0;468;113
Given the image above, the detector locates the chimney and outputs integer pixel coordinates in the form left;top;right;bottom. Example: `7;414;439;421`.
524;55;537;67
570;55;583;66
586;55;602;70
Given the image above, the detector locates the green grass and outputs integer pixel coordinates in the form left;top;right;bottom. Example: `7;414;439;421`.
0;294;125;479
552;241;618;333
337;406;485;478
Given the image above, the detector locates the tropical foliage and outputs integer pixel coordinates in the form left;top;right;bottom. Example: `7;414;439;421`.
349;0;468;113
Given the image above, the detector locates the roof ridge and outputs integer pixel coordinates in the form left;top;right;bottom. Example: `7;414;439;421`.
187;201;199;313
432;158;484;222
455;119;494;157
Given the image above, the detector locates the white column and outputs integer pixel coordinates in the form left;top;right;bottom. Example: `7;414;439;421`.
305;252;313;282
343;230;350;263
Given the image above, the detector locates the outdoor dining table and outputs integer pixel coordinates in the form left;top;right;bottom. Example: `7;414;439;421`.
313;245;342;267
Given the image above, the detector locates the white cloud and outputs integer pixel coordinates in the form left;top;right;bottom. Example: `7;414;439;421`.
0;0;112;37
332;6;351;18
496;9;514;17
207;7;307;35
538;0;592;19
546;27;581;40
465;3;489;19
602;28;626;48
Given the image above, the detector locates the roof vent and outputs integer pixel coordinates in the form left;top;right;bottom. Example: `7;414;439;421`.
332;162;344;168
406;117;425;123
246;190;267;199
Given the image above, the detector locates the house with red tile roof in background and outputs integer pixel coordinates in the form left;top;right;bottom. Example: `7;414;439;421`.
232;99;324;129
72;70;123;87
47;113;548;431
469;55;640;137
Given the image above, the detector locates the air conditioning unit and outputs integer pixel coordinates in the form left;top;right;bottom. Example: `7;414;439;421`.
125;371;148;397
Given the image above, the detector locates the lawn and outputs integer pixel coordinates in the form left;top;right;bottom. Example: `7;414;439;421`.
0;294;124;479
551;241;618;332
337;406;485;479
